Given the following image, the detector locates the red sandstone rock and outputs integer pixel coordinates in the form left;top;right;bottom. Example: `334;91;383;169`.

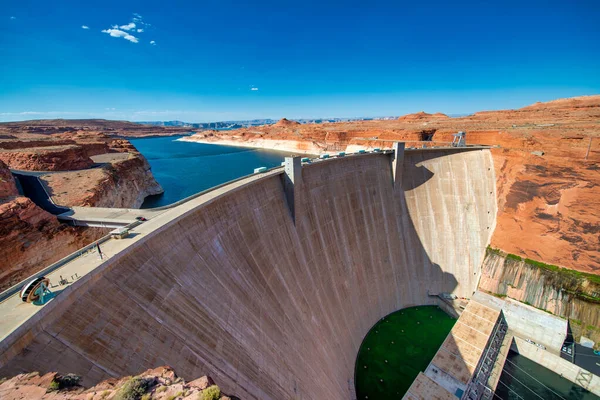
0;145;94;171
397;111;449;121
0;160;18;199
0;368;233;400
275;118;301;127
188;375;215;390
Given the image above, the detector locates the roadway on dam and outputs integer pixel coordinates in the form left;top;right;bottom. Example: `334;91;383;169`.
0;146;497;400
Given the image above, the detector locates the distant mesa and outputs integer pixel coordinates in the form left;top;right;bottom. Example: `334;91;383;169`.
398;111;449;121
275;118;301;127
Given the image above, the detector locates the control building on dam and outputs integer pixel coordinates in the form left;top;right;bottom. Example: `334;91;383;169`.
0;145;498;399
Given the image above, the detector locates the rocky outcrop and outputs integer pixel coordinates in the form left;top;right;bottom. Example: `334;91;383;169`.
0;145;94;171
274;117;301;127
479;248;600;344
397;111;449;121
0;366;237;400
42;155;163;208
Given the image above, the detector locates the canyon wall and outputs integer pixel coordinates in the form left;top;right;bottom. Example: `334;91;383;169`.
0;135;163;290
479;249;600;343
0;149;496;399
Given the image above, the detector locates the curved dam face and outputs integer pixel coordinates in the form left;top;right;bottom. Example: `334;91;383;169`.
0;149;497;399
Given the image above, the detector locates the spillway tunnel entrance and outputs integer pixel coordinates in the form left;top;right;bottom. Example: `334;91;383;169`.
419;129;436;141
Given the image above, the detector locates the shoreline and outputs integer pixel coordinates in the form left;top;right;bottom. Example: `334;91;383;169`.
177;136;321;155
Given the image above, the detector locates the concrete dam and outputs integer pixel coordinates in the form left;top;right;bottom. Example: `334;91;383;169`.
0;147;497;399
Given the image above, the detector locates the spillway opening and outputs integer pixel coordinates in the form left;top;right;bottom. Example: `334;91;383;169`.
419;129;436;141
354;306;456;399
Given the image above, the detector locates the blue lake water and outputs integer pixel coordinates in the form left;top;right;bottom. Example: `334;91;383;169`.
129;135;293;208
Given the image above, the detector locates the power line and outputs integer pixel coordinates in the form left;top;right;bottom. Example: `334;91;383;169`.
493;391;506;400
496;379;525;400
503;357;567;400
501;369;546;400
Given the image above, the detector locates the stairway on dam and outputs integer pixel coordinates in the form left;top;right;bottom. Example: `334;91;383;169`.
0;146;497;399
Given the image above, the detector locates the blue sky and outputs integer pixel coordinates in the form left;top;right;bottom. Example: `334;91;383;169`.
1;0;599;122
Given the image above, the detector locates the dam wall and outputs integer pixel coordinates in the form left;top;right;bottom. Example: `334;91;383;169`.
0;149;497;399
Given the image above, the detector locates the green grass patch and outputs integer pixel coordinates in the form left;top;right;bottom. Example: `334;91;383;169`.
354;306;456;399
506;253;523;262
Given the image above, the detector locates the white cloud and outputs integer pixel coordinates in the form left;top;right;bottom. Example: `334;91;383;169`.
101;28;139;43
119;22;136;31
150;40;156;45
10;16;16;20
105;108;116;111
250;87;259;91
81;25;89;29
101;14;152;44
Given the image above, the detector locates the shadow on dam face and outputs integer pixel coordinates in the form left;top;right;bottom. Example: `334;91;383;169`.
0;149;496;399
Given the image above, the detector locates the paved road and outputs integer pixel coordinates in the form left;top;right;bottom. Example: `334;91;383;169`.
58;206;166;228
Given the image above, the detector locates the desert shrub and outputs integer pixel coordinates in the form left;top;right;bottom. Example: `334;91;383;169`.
48;380;60;391
47;373;81;392
199;385;221;400
115;377;152;400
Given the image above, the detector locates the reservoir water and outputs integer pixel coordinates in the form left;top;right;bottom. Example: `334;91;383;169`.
129;135;294;208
